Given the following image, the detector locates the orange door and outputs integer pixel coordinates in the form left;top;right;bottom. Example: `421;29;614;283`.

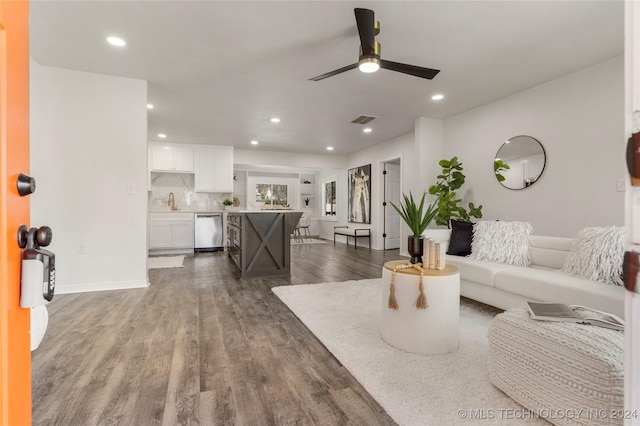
0;0;31;425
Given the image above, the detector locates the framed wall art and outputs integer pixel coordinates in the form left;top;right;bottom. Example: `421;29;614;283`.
348;164;371;224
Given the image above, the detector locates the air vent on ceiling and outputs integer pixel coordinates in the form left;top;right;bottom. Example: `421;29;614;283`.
351;115;376;125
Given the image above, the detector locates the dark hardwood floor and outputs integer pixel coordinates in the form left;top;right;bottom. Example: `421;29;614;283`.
32;240;405;425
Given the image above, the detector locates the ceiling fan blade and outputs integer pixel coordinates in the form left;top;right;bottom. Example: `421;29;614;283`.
354;8;375;56
379;59;441;80
308;63;358;81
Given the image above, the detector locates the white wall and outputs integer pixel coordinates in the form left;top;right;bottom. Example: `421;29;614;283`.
342;56;624;251
317;168;349;240
415;117;444;196
346;132;415;249
443;56;624;237
30;61;148;293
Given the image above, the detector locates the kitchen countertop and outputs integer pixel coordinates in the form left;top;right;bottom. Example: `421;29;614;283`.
149;209;225;214
228;210;301;214
149;209;303;214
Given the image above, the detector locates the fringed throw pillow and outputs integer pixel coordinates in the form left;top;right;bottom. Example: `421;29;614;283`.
561;226;625;286
469;221;533;266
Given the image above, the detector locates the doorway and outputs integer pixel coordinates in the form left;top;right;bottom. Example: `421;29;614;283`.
382;158;401;250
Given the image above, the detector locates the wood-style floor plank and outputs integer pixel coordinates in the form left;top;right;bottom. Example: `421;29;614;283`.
32;241;404;425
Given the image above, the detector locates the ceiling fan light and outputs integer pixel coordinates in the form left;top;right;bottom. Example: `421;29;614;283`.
358;58;380;73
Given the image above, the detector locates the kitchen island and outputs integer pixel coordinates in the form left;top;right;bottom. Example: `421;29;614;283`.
227;211;302;278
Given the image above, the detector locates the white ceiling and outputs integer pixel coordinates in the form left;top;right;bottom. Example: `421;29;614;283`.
30;1;624;156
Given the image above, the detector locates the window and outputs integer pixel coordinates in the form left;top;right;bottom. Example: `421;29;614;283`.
323;180;336;216
256;183;288;207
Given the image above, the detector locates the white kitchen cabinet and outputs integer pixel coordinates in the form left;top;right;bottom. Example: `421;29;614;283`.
194;146;234;192
194;148;215;191
150;144;194;172
170;221;194;247
213;147;234;191
149;221;172;249
149;213;194;250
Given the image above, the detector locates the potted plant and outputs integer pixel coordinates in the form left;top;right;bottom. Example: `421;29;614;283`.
222;199;234;211
428;156;483;228
304;197;310;206
390;192;438;264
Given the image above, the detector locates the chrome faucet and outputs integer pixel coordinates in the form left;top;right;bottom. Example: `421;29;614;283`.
168;192;177;211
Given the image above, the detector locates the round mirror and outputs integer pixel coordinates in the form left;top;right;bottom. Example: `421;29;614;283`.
494;135;546;190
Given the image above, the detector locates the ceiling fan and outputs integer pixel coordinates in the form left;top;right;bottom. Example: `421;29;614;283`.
309;8;440;82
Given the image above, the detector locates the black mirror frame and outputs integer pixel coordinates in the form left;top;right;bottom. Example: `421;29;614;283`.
494;135;546;190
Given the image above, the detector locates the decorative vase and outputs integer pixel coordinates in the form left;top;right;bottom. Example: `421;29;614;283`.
407;236;424;264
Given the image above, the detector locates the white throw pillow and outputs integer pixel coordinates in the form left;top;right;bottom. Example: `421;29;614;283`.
469;221;533;266
561;226;625;286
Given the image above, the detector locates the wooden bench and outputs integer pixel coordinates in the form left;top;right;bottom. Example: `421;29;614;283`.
333;226;371;249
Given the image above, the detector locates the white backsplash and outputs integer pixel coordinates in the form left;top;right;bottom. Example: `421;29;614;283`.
148;173;230;211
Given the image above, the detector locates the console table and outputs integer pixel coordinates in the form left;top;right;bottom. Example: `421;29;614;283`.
381;260;460;354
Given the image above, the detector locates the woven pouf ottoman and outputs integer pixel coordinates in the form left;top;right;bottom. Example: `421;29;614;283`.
488;309;624;426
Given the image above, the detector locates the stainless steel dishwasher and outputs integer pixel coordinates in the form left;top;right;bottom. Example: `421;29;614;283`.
194;213;224;252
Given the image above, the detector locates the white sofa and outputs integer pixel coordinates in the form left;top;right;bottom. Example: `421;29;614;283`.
424;229;625;318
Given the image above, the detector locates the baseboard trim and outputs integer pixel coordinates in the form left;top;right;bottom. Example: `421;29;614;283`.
55;279;149;295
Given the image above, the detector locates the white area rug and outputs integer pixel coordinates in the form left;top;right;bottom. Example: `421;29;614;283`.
272;279;548;426
147;255;184;269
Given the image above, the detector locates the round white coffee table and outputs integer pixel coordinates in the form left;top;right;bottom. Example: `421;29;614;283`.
381;260;460;354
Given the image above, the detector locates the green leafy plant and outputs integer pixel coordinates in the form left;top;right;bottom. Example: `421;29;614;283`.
494;159;511;182
428;156;483;228
222;199;234;206
389;192;438;237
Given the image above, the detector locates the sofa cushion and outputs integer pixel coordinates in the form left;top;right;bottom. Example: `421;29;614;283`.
446;220;474;256
529;235;572;269
446;255;519;287
494;267;624;315
469;221;533;266
561;226;625;286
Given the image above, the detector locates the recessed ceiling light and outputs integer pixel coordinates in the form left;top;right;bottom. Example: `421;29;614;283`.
107;36;126;47
147;104;154;109
158;133;167;138
326;146;334;151
270;117;281;123
250;140;259;145
431;94;444;101
363;128;372;133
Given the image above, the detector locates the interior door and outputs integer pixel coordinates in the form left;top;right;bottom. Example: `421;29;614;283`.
384;162;401;250
0;0;32;424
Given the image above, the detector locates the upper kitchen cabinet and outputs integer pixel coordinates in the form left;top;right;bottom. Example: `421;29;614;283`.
150;143;194;172
194;146;234;192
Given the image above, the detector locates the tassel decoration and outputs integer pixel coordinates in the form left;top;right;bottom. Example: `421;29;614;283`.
387;262;432;310
388;269;399;310
415;274;427;309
